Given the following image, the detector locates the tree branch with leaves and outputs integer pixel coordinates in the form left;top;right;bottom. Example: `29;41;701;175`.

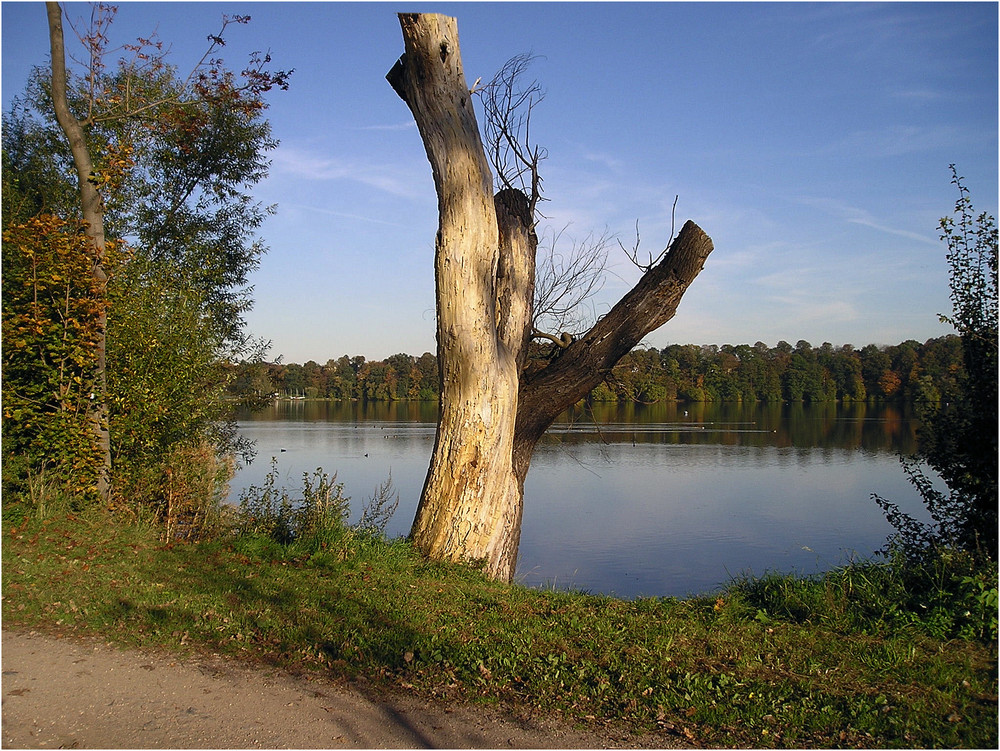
874;165;998;559
8;2;290;510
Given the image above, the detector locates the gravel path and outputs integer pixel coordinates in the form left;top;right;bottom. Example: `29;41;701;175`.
2;629;687;749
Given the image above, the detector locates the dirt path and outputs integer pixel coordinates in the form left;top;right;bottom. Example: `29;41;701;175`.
2;629;687;749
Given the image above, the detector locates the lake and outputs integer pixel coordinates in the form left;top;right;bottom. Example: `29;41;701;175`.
230;400;934;599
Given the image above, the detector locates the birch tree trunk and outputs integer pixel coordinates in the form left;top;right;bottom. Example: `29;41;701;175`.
46;1;112;501
388;13;713;582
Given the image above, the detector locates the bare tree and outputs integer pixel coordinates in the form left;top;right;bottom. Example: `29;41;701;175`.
387;13;713;581
479;56;609;353
478;52;546;215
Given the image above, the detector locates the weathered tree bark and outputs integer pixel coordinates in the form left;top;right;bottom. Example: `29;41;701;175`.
46;1;112;501
388;13;713;582
387;14;534;581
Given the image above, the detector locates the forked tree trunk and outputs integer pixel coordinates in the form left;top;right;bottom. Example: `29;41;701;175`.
47;1;112;502
387;14;536;581
388;13;713;582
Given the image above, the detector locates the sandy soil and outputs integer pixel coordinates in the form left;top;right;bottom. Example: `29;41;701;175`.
2;628;690;749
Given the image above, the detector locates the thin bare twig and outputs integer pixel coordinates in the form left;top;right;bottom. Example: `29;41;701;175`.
476;53;547;216
619;195;680;272
533;225;610;336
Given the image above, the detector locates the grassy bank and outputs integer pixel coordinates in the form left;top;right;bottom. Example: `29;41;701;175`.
2;503;996;748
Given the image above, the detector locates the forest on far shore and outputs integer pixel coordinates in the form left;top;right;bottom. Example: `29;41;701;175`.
226;335;964;405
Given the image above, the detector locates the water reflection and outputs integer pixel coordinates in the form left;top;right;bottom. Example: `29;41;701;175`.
547;401;919;454
522;442;920;597
231;401;930;599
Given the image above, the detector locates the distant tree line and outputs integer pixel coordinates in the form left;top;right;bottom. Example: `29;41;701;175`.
227;335;965;405
227;353;440;402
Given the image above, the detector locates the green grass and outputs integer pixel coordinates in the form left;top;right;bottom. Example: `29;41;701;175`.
3;503;997;748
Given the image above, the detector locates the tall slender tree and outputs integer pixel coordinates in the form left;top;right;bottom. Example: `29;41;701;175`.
387;14;713;581
45;1;112;499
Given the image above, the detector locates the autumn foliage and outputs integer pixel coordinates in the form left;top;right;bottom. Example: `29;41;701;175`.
1;214;112;497
3;4;287;528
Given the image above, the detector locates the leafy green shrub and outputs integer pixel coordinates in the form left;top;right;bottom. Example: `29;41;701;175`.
229;531;288;561
107;440;233;541
233;460;401;565
1;215;108;502
354;473;400;538
726;571;827;625
874;167;997;559
852;168;998;646
886;548;999;642
160;442;235;542
236;459;351;554
295;466;353;554
728;549;998;643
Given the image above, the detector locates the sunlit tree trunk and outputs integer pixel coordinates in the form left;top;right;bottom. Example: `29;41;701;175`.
388;13;713;582
387;15;535;581
46;1;111;501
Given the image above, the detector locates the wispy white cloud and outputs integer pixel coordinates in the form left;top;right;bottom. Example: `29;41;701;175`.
770;293;861;326
821;124;976;159
579;149;625;172
845;216;939;246
542;161;687;244
889;87;946;102
279;202;412;228
792;196;939;246
271;144;428;200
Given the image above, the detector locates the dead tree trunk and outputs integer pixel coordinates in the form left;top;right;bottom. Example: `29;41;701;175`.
513;220;713;485
388;13;713;582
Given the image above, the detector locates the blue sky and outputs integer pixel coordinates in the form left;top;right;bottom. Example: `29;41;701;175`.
3;1;997;363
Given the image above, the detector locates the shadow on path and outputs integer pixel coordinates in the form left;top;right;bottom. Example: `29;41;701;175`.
2;628;682;748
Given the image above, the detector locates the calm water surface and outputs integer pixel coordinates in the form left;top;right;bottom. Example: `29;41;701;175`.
230;401;933;599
